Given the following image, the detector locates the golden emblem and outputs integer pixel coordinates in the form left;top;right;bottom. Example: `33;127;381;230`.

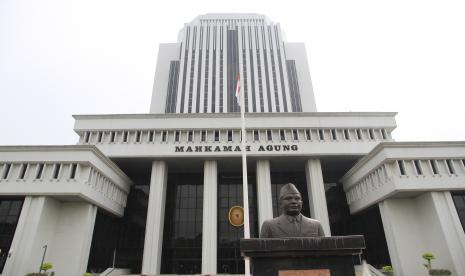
228;206;244;227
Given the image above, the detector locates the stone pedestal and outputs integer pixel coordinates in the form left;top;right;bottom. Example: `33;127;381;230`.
240;236;365;276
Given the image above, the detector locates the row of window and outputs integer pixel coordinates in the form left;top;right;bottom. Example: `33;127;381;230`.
0;163;77;181
81;128;390;144
172;23;298;114
397;159;465;176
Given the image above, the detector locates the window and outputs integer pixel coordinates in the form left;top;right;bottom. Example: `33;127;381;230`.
356;129;362;140
188;131;193;142
293;129;298;141
446;160;455;174
123;131;128;142
397;160;406;176
280;130;286;141
214;130;220;142
305;129;311;140
381;129;387;139
253;130;260;141
267;130;273;141
227;130;233;142
331;129;337;140
344;129;350;140
413;160;423;175
430;160;439;175
136;131;141;142
162;131;167;142
84;132;90;143
149;131;154;142
70;163;77;179
97;132;103;143
18;164;27;179
174;131;180;142
110;132;115;143
369;129;375;140
1;164;11;179
52;164;61;179
36;164;44;179
201;130;206;142
318;129;324;141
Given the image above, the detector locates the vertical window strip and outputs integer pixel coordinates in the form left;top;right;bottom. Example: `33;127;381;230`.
36;163;44;179
446;159;456;174
195;27;203;113
70;163;77;179
430;160;439;175
276;48;287;112
413;160;423;175
165;61;180;113
52;163;61;179
18;163;27;179
397;160;406;176
180;27;190;113
1;164;11;179
286;60;302;112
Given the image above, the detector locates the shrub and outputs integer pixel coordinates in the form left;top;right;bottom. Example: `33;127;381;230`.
41;262;53;271
429;269;452;276
83;273;92;276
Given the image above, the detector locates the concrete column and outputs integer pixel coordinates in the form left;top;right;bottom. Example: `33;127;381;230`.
304;159;331;236
3;197;97;276
256;160;273;230
202;160;218;274
142;161;168;275
379;193;465;276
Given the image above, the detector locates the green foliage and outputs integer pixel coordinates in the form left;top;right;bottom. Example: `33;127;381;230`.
41;262;53;271
26;273;46;276
429;269;452;276
422;252;436;261
381;265;393;272
83;273;92;276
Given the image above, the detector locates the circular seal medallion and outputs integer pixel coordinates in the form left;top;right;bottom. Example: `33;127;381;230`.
228;206;244;227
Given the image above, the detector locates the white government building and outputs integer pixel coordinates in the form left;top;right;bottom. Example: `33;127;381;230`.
1;13;464;276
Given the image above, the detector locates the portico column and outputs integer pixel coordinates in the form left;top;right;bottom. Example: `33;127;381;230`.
142;161;168;275
256;160;273;230
202;160;218;274
305;159;331;236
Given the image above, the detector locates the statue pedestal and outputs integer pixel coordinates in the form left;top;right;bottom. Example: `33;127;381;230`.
240;235;365;276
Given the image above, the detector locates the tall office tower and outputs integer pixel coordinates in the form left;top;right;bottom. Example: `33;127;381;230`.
150;13;317;114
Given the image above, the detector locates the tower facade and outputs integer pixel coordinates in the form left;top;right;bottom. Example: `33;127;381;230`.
150;13;317;114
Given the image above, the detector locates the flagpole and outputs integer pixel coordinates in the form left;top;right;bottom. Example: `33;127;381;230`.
237;74;251;276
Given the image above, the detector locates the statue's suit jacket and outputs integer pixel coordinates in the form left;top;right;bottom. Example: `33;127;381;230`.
260;214;325;238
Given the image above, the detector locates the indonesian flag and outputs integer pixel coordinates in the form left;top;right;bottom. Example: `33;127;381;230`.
235;74;241;107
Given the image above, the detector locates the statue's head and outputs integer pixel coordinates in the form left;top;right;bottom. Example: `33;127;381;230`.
278;183;302;216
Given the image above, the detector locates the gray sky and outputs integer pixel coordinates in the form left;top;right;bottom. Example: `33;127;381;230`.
1;0;464;145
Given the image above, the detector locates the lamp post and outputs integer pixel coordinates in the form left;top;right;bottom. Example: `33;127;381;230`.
39;245;47;273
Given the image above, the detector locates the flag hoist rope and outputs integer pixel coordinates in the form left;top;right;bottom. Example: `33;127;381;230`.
237;74;251;276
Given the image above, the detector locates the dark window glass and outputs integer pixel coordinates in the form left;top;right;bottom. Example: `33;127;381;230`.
88;173;150;274
285;60;302;112
1;164;11;179
36;164;44;179
331;129;337;140
214;130;220;142
201;131;206;142
97;132;103;143
293;130;298;141
326;184;391;267
110;132;115;143
344;129;350;140
356;129;362;140
70;163;77;179
446;160;455;174
397;160;406;176
227;130;233;142
430;160;439;175
18;164;27;179
267;130;273;141
52;164;61;179
217;173;258;274
188;131;193;142
165;61;180;113
227;29;240;112
123;131;128;143
149;131;154;142
162;131;167;142
369;129;375;140
85;132;90;143
175;131;180;142
253;130;259;141
318;129;324;141
0;198;24;273
452;191;465;233
161;173;203;274
305;130;311;140
414;160;422;175
280;130;285;141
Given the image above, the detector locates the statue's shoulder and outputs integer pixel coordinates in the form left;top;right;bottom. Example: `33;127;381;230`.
301;215;322;225
262;215;285;226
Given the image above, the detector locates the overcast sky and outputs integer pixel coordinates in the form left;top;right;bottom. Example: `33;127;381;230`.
1;0;464;145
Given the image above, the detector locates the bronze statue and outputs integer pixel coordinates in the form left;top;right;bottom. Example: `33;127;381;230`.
260;183;325;238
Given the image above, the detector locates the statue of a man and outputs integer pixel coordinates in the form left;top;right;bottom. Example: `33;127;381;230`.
260;183;325;238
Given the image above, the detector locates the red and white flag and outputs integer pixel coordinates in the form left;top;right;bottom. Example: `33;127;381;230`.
235;74;241;107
